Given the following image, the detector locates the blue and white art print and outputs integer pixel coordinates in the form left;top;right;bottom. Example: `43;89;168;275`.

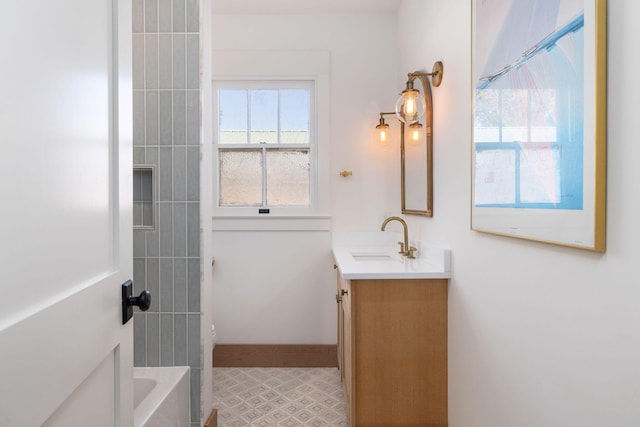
471;0;607;251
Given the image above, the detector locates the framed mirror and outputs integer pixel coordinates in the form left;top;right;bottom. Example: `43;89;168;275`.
400;75;434;217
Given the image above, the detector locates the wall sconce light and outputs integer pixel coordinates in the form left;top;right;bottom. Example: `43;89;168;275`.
374;61;443;218
376;112;395;144
375;61;443;143
395;61;443;124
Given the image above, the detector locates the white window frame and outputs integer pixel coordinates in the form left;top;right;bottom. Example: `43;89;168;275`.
214;79;316;211
211;50;331;231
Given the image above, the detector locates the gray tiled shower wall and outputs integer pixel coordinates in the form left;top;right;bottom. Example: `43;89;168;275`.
131;0;201;425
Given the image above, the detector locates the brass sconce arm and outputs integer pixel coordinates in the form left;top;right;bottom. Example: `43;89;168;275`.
406;61;444;88
378;111;396;121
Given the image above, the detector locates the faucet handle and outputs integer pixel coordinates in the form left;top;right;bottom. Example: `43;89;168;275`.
397;241;405;254
407;246;417;259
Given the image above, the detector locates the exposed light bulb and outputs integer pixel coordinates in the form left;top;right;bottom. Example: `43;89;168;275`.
404;97;416;116
376;115;390;145
395;88;426;124
379;128;388;142
408;122;423;144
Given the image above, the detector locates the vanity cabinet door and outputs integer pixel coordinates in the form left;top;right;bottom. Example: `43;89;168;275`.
342;280;353;426
336;271;344;374
352;279;448;427
336;272;354;426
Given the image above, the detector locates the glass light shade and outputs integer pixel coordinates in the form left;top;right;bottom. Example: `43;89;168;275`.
395;89;426;124
408;122;423;144
376;122;390;144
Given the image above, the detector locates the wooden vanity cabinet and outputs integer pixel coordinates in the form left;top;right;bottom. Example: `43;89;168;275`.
336;274;353;418
336;270;448;427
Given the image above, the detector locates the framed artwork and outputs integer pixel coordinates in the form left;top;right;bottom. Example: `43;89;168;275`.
471;0;607;251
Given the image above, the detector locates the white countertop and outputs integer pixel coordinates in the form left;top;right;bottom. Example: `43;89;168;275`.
332;232;451;280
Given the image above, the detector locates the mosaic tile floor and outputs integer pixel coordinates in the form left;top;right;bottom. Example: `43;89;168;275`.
212;367;348;426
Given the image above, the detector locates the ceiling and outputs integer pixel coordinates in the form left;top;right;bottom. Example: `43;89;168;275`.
212;0;402;15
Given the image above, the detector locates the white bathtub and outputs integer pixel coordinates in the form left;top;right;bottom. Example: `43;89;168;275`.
133;366;190;427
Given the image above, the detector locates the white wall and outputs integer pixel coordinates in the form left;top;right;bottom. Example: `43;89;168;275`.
396;0;640;425
210;13;399;343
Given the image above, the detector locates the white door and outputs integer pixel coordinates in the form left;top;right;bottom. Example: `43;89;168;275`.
0;1;134;426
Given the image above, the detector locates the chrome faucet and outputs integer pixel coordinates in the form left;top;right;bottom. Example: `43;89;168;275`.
380;216;416;258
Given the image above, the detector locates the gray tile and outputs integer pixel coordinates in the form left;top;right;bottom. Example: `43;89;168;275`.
133;260;146;295
146;313;160;366
160;314;174;366
134;147;146;164
186;0;199;33
141;163;158;252
172;0;186;33
187;258;200;313
146;258;160;312
133;172;142;202
142;203;154;227
133;203;143;227
132;36;145;90
158;0;172;33
172;34;186;90
159;258;174;312
133;261;146;312
144;34;158;89
144;0;158;33
158;34;172;89
133;313;146;366
186;90;200;146
133;231;146;258
174;314;188;365
159;91;173;146
173;90;186;145
141;170;153;201
187;202;200;257
159;147;173;201
133;204;143;229
146;229;159;258
188;314;200;366
158;202;173;256
173;258;187;312
145;147;159;166
173;203;187;258
133;90;146;146
173;147;187;201
189;367;201;422
145;91;159;146
186;35;199;90
186;147;200;201
132;0;144;34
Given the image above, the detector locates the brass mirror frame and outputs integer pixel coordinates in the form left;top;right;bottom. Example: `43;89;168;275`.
400;62;441;217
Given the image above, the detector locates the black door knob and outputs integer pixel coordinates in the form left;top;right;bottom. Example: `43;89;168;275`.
129;290;151;311
122;280;152;324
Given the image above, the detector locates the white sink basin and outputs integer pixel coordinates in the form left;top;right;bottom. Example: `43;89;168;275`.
332;232;451;279
350;251;394;261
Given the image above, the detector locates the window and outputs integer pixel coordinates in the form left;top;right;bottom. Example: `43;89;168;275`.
215;81;314;210
211;50;331;226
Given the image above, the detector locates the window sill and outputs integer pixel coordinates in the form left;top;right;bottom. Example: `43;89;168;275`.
212;215;331;232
